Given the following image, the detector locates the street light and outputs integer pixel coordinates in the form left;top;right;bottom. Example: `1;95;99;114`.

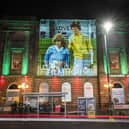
103;21;113;33
18;82;29;104
103;21;113;114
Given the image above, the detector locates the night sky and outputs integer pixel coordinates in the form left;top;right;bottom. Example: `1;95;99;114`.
0;0;129;19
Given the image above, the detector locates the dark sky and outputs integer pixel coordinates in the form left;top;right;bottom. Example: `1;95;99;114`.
0;0;129;19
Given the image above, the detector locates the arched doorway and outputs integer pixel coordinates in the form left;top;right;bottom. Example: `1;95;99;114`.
6;84;19;105
112;83;125;104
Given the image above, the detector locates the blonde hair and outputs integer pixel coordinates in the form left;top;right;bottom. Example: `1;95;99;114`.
52;33;66;47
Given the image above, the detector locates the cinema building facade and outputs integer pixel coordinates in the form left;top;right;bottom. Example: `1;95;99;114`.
0;17;129;114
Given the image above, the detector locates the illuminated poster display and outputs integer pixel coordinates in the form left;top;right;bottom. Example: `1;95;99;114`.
86;98;96;111
109;51;120;74
11;52;22;70
39;19;97;76
77;97;86;115
112;88;125;104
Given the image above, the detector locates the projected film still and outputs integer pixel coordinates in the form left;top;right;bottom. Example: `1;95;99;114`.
39;19;97;76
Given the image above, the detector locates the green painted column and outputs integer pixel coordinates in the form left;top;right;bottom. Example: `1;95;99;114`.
120;48;128;74
21;32;30;75
104;48;128;75
2;33;11;75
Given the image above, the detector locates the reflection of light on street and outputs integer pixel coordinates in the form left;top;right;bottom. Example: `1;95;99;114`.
1;114;129;119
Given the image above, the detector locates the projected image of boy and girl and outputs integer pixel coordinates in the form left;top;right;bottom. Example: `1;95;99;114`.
43;21;94;76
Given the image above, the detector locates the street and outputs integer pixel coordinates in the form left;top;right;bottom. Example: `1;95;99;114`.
0;118;129;129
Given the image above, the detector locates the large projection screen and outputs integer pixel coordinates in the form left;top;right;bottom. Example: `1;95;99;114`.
39;19;97;76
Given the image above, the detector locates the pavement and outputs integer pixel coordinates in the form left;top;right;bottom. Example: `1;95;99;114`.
0;118;129;129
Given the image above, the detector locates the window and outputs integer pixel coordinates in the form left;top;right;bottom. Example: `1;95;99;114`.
113;83;122;88
6;84;19;105
61;82;71;102
84;82;93;98
8;84;18;89
39;82;49;103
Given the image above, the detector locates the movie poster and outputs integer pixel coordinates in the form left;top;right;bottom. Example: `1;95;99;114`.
39;19;97;76
112;88;125;104
86;98;96;111
77;97;87;115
